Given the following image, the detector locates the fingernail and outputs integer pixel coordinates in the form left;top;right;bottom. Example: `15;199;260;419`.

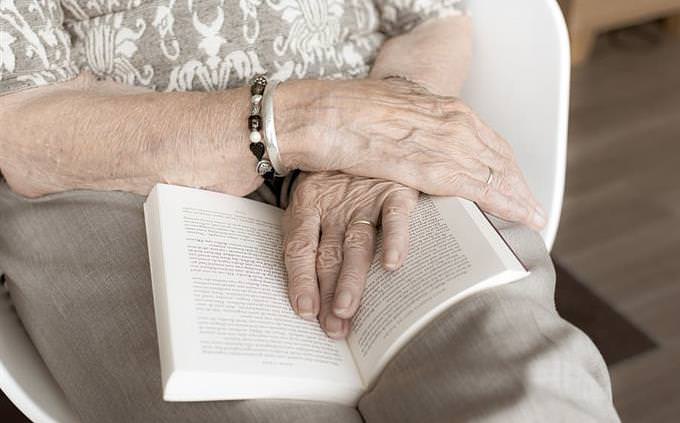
325;314;345;338
333;290;353;317
384;249;399;270
297;295;315;320
532;207;547;228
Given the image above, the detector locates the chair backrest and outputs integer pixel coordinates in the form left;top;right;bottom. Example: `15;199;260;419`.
0;2;570;421
460;0;570;249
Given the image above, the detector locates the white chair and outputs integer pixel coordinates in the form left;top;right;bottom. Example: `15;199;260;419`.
0;1;569;421
461;0;570;249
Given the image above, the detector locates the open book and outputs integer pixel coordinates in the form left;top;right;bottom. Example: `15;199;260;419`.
144;183;527;406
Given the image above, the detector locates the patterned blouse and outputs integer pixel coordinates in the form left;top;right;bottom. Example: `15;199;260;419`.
0;0;462;202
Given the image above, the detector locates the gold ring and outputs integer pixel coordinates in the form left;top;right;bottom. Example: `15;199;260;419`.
350;219;375;227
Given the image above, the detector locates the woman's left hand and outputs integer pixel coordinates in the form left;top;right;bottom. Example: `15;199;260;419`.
282;172;419;339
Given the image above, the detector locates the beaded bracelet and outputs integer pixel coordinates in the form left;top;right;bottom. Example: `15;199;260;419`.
248;74;275;180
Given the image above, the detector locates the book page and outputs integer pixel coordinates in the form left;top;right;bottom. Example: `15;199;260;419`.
148;184;362;400
347;196;527;386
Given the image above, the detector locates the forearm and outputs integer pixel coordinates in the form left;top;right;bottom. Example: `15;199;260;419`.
0;73;252;197
0;72;322;198
371;14;472;96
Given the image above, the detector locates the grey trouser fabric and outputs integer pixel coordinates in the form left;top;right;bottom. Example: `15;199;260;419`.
0;182;620;423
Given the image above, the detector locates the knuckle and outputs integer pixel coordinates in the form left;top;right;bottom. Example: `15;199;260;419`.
497;177;516;197
494;198;516;218
448;170;468;190
497;138;515;158
338;270;365;290
493;169;516;197
490;167;506;187
443;110;468;130
382;206;406;223
431;96;447;117
447;107;475;130
344;228;373;249
442;97;466;113
479;182;494;201
498;183;514;198
453;97;471;112
461;111;476;130
289;274;316;290
458;157;479;171
495;155;513;172
316;245;343;271
470;138;489;156
284;237;317;260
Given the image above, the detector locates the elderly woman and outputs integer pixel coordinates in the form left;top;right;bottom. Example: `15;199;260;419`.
0;0;618;422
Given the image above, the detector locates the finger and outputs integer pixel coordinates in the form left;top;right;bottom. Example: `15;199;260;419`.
333;216;377;320
473;120;546;219
282;207;321;321
505;168;546;226
465;138;535;208
451;174;545;230
381;188;419;270
487;165;545;229
316;224;349;339
463;156;545;229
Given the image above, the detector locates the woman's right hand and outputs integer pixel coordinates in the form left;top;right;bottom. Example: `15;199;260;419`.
277;78;546;230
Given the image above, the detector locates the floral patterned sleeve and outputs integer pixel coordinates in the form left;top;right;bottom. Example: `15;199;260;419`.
375;0;465;37
0;0;78;96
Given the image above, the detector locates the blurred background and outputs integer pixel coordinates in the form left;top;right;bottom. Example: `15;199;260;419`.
552;1;679;422
1;1;679;422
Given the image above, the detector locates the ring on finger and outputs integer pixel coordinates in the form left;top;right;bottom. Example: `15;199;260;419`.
349;218;376;227
485;166;494;186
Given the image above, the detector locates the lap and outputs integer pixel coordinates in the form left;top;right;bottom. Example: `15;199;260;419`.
0;183;360;423
0;182;618;423
359;216;619;422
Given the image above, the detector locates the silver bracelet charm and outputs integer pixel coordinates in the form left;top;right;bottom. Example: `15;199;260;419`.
261;79;290;177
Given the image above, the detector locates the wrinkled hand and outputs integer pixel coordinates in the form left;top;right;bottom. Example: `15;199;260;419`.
282;78;546;230
282;172;419;339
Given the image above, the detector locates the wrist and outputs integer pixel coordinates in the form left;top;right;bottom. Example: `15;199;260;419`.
160;87;262;196
274;79;349;171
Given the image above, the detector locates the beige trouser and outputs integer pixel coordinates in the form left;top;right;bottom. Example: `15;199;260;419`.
0;182;620;422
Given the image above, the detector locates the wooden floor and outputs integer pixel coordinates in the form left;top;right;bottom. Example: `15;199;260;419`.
553;23;680;422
